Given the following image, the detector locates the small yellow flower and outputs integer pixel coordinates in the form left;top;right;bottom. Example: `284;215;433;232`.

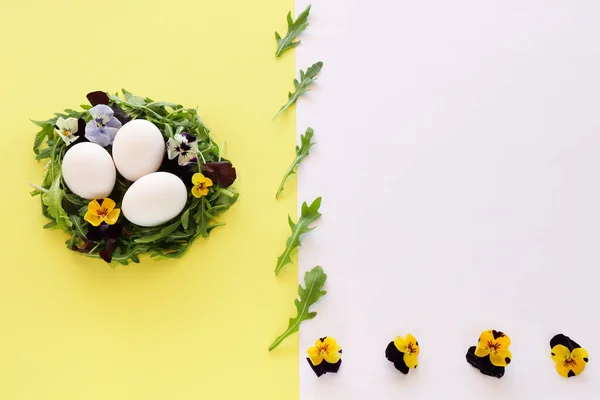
393;334;419;368
307;337;342;366
551;345;589;378
84;198;120;227
475;330;512;367
191;173;213;198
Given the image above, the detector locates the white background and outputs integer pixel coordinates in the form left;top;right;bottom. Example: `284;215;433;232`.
296;1;600;399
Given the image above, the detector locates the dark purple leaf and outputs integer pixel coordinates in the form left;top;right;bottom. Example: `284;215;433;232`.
71;118;90;145
99;239;118;263
86;226;103;242
160;157;195;188
106;223;123;240
86;91;110;106
111;103;132;124
202;162;237;188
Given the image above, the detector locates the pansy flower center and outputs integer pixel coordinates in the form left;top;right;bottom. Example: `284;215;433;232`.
94;117;105;127
62;128;72;137
487;341;501;353
317;343;330;356
563;356;577;368
180;142;191;152
96;207;109;217
406;342;417;354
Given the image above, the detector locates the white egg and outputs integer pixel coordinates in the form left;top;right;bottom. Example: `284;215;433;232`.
112;119;165;181
62;142;116;200
121;172;187;227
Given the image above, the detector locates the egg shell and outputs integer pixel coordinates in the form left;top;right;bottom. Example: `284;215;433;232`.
62;142;116;200
112;119;165;181
121;172;188;227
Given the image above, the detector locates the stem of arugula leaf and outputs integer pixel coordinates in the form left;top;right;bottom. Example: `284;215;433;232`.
219;188;235;198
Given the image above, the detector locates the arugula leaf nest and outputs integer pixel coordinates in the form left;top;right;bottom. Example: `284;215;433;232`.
275;5;311;57
30;89;238;266
275;197;322;275
276;127;315;198
269;265;327;351
273;61;323;120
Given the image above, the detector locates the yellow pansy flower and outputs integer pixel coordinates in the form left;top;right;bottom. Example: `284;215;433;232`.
84;198;120;227
475;330;512;367
393;334;419;368
551;345;589;378
191;173;213;198
307;337;342;366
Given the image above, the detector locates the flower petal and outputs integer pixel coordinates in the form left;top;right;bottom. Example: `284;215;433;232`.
322;336;340;352
474;345;490;358
181;132;196;143
87;199;101;213
90;104;114;125
85;121;111;147
104;208;120;225
394;337;408;353
84;209;103;227
188;140;199;153
178;151;199;166
556;362;571;378
105;117;122;129
55;117;66;130
103;126;120;145
307;345;324;366
192;186;208;198
99;198;116;212
570;358;586;376
495;333;511;350
173;133;185;143
192;173;205;186
403;352;418;369
551;345;571;364
166;138;180;160
490;349;511;367
479;330;495;344
572;347;589;362
323;349;341;364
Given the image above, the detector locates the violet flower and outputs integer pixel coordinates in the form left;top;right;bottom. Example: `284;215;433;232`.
85;104;122;147
166;132;199;166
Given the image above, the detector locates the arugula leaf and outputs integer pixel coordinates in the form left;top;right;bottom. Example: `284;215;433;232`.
269;266;327;351
275;197;322;275
32;123;54;155
273;62;323;120
42;174;72;231
275;5;311;57
134;220;181;243
276;127;315;198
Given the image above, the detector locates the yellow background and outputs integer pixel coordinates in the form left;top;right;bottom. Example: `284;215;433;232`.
0;0;299;398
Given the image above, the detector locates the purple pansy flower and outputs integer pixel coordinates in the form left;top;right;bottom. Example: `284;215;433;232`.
85;104;122;147
166;132;199;166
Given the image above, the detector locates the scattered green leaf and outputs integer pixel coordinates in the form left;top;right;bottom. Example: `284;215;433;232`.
275;5;311;57
276;127;315;198
273;62;323;120
269;266;327;351
275;197;322;275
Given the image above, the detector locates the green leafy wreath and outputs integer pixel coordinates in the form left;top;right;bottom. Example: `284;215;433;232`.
30;90;238;265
